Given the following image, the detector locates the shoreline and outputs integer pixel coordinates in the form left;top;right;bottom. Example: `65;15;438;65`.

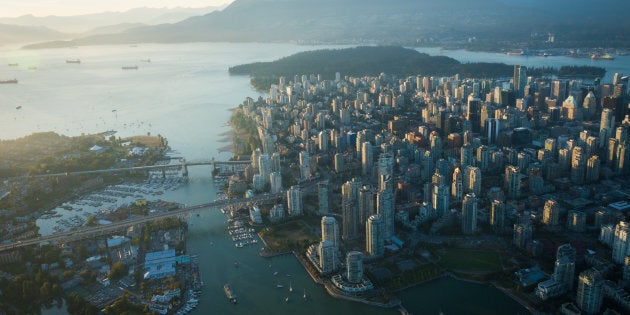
292;250;401;309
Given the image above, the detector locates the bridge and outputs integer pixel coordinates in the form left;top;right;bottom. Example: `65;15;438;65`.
7;158;252;180
0;192;282;253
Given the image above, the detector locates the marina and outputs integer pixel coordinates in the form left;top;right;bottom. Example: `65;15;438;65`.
36;172;187;235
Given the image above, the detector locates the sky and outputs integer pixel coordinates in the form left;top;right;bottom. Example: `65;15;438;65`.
1;0;234;17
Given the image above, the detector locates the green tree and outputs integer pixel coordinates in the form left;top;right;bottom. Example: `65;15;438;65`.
108;261;128;280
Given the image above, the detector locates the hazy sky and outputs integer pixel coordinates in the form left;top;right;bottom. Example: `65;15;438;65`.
2;0;234;17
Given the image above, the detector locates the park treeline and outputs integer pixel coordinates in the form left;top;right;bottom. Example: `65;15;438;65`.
527;65;606;78
229;46;606;90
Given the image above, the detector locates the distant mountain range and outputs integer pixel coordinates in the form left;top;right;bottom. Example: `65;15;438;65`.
0;6;226;45
19;0;630;50
0;24;66;45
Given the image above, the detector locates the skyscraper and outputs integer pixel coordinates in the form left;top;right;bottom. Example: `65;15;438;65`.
319;241;338;273
467;94;482;133
451;167;463;202
542;199;561;227
465;166;481;195
613;221;630;264
485;118;500;145
361;141;373;176
342;178;362;205
346;251;364;284
270;171;282;193
513;65;526;98
513;223;532;248
432;184;450;217
318;181;330;214
342;201;359;241
258;153;271;184
586;155;600;183
366;215;384;257
504;165;520;199
570;146;585;184
490;199;506;228
377;189;395;239
321;216;339;248
358;185;375;226
318;130;329;152
476;145;489;171
461;193;478;235
460;143;474;167
553;244;576;291
576;269;603;314
287;185;302;216
377;153;395;191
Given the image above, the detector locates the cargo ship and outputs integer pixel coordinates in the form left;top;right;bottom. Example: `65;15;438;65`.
224;284;237;304
0;79;18;84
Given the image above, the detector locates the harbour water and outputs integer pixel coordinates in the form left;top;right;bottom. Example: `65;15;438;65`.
6;42;626;314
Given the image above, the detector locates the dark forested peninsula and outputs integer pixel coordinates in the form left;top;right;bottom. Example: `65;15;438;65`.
229;46;606;90
229;46;515;90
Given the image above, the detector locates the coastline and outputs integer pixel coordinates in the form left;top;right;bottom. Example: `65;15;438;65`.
292;250;401;309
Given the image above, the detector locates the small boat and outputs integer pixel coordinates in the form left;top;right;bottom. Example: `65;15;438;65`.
273;271;278;276
122;65;138;70
276;281;284;288
141;59;151;62
8;63;18;66
66;59;81;64
224;284;237;304
303;289;307;299
289;281;293;292
15;106;22;110
0;79;18;84
285;297;289;303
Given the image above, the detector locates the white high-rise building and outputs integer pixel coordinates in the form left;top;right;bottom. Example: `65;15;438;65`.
318;130;329;152
613;221;630;264
258;154;271;184
576;269;603;314
542;199;561;226
377;153;395;191
362;141;373;176
321;216;339;248
432;184;450;217
287;185;302;216
358;185;375;226
319;241;338;273
366;215;384;257
465;166;481;195
270;171;282;194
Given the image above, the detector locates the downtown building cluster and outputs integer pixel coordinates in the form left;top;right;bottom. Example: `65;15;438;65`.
231;66;630;311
